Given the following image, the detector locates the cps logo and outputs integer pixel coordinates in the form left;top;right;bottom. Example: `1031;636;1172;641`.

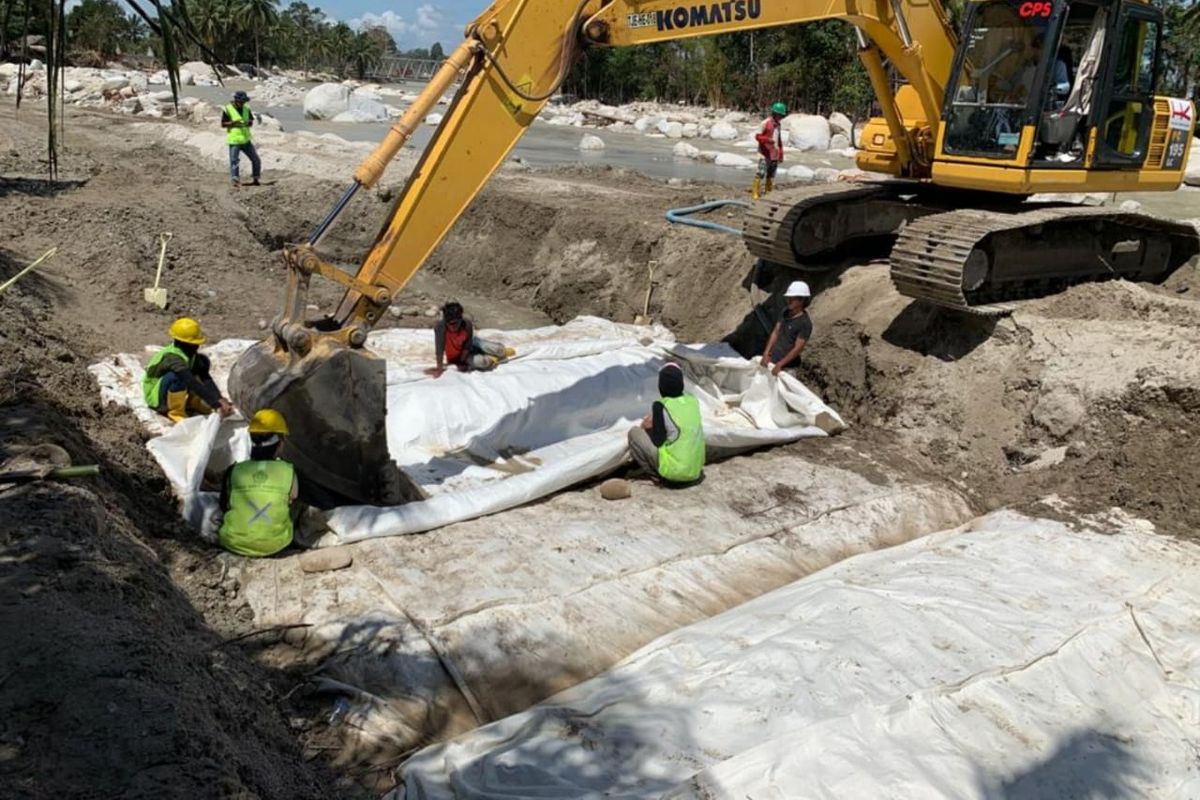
1019;1;1053;17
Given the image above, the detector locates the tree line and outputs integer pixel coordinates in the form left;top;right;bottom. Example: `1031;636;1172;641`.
0;0;444;80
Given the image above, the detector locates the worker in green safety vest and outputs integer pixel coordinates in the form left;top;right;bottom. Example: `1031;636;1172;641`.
142;317;234;423
221;90;261;187
627;362;705;484
218;408;300;557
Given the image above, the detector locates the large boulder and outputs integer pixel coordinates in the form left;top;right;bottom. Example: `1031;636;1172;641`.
829;133;851;151
709;121;739;141
722;111;748;123
180;61;218;81
148;70;168;85
178;69;195;86
100;76;129;93
303;83;350;119
681;123;699;138
633;116;657;132
63;79;83;93
814;167;840;183
714;152;755;168
782;114;831;152
673;141;700;159
579;134;605;151
828;111;853;138
657;119;684;138
1186;140;1200;187
346;87;388;121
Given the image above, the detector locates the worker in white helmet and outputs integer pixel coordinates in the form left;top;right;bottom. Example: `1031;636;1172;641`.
759;280;813;376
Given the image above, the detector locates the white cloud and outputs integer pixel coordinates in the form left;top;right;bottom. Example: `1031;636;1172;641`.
350;3;452;47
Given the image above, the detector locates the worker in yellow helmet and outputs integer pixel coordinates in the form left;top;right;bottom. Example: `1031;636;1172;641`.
217;409;300;557
142;317;234;423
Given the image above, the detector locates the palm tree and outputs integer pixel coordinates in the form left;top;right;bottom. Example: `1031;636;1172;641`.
348;29;382;81
328;21;354;77
234;0;276;70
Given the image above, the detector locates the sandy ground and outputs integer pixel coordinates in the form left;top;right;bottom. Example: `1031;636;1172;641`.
3;105;1200;796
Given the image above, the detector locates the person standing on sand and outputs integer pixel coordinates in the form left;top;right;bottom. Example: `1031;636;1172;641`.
751;101;787;200
760;281;813;376
222;90;261;187
427;301;515;376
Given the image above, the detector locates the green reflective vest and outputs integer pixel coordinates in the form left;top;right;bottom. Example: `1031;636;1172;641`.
142;342;192;409
219;459;295;557
657;394;704;483
224;104;252;146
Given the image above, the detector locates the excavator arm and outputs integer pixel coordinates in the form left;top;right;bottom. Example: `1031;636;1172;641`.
229;0;958;506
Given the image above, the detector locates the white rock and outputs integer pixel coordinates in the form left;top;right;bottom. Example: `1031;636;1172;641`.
120;97;141;114
127;72;148;91
814;167;840;183
101;76;130;93
709;121;739;141
385;104;402;119
177;96;200;110
190;101;213;123
1119;199;1143;213
179;69;195;86
782;114;832;151
257;113;283;131
681;123;699;138
697;151;719;163
840;147;858;158
331;108;386;123
148;70;167;85
303;82;350;120
579;134;605;151
633;116;656;132
829;133;851;151
348;87;387;120
673;141;700;159
722;111;748;123
141;105;164;118
1185;141;1200;187
180;61;217;81
715;152;755;169
828;112;853;138
28;58;44;71
64;79;83;93
788;165;815;181
425;112;444;126
658;120;684;138
150;90;175;103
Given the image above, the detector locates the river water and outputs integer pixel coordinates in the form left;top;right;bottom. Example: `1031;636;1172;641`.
183;79;855;189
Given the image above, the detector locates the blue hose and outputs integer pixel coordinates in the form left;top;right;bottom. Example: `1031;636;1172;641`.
664;199;751;236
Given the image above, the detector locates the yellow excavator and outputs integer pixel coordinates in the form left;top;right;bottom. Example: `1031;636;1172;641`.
229;0;1198;506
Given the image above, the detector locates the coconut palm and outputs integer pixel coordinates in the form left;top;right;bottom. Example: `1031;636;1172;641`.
234;0;275;70
348;29;381;80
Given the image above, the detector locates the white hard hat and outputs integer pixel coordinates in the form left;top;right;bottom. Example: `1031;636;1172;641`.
784;280;811;298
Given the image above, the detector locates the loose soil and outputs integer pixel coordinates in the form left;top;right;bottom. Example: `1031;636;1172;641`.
3;103;1199;796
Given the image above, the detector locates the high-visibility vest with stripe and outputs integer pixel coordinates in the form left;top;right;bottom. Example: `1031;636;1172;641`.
657;394;704;483
219;460;295;557
142;342;192;409
224;104;252;146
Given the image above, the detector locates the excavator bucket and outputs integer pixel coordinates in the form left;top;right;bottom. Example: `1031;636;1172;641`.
228;336;425;508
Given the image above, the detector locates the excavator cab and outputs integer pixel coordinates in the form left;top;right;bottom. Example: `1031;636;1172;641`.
936;0;1188;191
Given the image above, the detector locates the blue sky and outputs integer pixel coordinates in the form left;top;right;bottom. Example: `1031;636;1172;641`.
330;0;475;50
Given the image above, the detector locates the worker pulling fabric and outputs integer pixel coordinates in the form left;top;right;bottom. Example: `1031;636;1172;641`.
142;317;234;423
429;301;516;376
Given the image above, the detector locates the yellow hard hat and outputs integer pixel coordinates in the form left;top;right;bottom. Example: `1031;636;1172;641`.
168;317;207;345
248;408;289;436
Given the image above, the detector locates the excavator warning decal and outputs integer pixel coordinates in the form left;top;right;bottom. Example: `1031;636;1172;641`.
1168;99;1194;132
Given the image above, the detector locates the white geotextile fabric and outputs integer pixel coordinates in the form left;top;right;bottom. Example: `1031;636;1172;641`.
397;511;1200;799
89;317;843;541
